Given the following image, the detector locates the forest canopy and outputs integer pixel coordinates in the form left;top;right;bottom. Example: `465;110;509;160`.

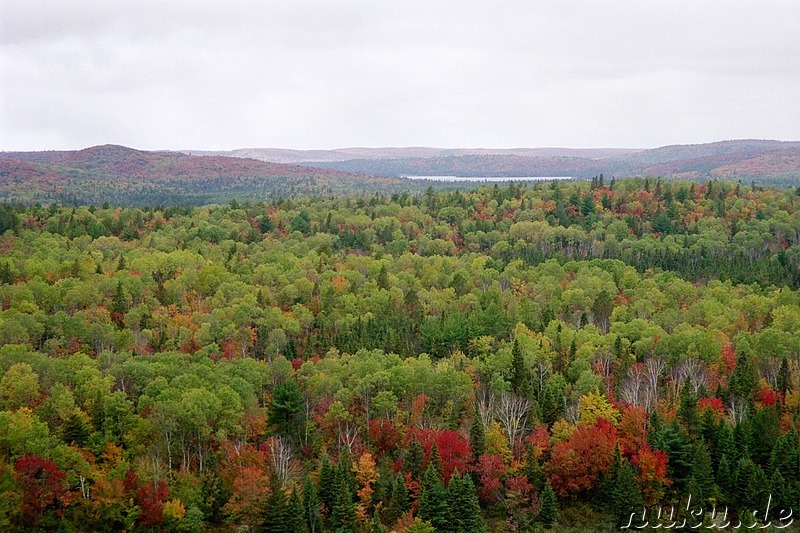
1;177;800;531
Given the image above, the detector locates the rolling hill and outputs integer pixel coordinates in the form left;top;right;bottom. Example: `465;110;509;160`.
0;145;412;205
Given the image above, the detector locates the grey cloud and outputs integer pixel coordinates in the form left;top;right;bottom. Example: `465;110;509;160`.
2;1;799;151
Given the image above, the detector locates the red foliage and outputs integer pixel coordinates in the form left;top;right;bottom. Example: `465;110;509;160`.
547;421;617;497
291;357;304;371
409;428;473;483
369;418;401;456
698;397;726;420
631;446;671;505
721;343;736;374
14;455;67;525
526;425;551;460
757;385;778;407
137;480;170;527
617;405;648;457
475;454;505;504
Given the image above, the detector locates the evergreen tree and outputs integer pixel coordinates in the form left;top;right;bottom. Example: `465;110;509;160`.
537;481;559;527
288;486;308;533
263;475;289;533
716;454;736;504
404;437;424;481
302;474;322;533
689;442;717;507
448;470;485;533
677;377;699;438
728;350;758;405
655;419;693;493
770;468;789;512
318;456;338;514
597;443;622;508
510;339;529;396
469;411;485;461
387;473;410;525
427;442;442;477
330;476;357;533
611;462;643;527
778;357;791;399
418;463;450;531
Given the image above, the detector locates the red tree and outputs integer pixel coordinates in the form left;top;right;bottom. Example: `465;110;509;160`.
547;420;617;497
14;455;67;527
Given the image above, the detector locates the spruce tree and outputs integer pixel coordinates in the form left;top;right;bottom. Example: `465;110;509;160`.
418;462;450;531
689;442;717;507
677;377;699;438
263;474;289;533
331;476;357;533
302;474;322;533
448;470;485;533
404;437;424;481
318;456;338;514
469;410;485;461
611;462;643;527
510;339;529;396
387;473;410;524
288;486;308;533
427;442;442;477
537;481;559;527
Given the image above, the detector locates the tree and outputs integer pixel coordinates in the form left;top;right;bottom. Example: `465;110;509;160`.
469;410;485;461
263;474;289;533
13;455;66;529
386;473;410;525
510;339;530;396
448;470;485;533
417;463;450;531
302;474;322;533
610;461;643;526
404;437;424;482
269;379;305;442
537;481;559;526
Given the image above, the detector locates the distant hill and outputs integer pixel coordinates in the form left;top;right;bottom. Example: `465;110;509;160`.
0;145;411;205
286;139;800;185
183;146;641;164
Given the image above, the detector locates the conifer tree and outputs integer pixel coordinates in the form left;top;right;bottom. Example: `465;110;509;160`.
510;339;529;396
263;475;289;533
288;486;308;533
427;442;442;477
418;463;450;531
677;377;699;438
469;410;485;461
318;456;338;514
404;437;424;481
537;481;559;527
331;476;357;533
448;470;485;533
302;474;322;533
611;462;643;527
688;442;717;507
387;473;410;525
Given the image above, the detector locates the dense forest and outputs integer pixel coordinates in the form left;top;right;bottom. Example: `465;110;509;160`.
2;177;800;530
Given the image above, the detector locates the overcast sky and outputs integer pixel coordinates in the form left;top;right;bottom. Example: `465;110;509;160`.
2;1;799;151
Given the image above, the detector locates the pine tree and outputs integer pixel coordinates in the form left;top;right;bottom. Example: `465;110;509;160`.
448;470;485;533
318;456;338;514
469;410;485;461
770;468;789;512
427;442;442;477
510;339;529;396
677;377;699;438
302;474;322;533
387;473;410;524
331;476;356;533
611;462;643;527
288;486;308;533
264;475;289;533
689;442;717;507
537;481;559;526
418;463;450;531
778;357;791;399
656;419;694;493
597;443;622;507
404;437;424;481
370;509;384;533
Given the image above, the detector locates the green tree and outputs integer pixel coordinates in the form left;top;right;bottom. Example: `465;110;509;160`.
537;481;559;527
418;463;450;531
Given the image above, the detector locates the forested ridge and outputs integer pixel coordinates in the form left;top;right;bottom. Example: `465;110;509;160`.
2;178;800;530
